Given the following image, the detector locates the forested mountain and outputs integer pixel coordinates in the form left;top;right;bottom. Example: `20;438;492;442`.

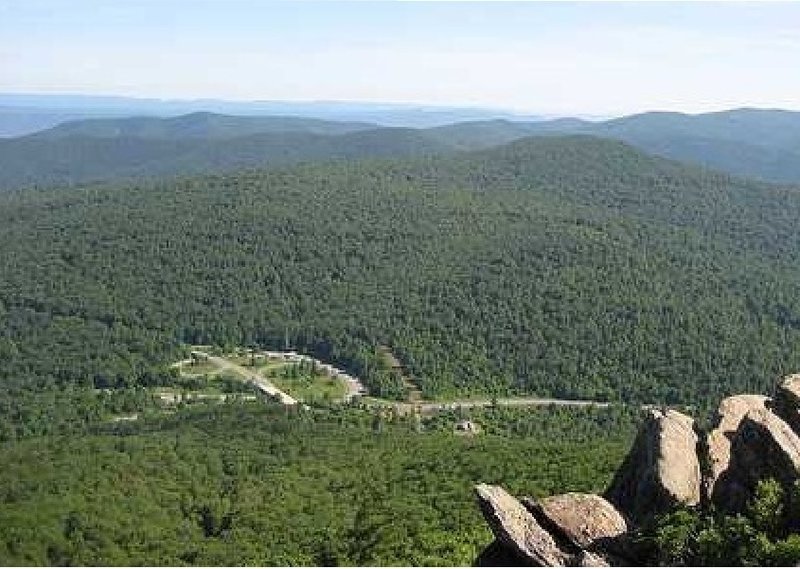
433;109;800;183
2;135;799;407
588;109;800;184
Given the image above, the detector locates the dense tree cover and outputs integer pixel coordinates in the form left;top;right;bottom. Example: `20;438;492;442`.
0;402;636;566
2;136;800;407
640;479;800;565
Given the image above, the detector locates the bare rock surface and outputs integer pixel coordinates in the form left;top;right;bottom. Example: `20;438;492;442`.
473;375;800;566
716;407;800;511
706;394;768;503
475;484;573;566
576;550;611;567
604;409;700;523
772;373;800;432
522;493;627;552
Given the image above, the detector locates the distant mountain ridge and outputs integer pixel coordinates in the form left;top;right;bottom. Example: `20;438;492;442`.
0;93;547;135
0;125;446;189
2;107;800;189
28;111;377;140
427;109;800;183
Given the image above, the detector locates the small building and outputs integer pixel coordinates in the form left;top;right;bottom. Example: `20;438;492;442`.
455;420;481;435
189;350;209;363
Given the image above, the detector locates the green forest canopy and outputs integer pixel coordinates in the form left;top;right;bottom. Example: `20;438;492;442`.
1;136;799;407
0;402;638;566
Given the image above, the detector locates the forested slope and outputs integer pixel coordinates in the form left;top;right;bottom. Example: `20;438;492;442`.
1;136;799;406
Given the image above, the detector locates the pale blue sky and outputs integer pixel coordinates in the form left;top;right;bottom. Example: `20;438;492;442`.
1;1;799;115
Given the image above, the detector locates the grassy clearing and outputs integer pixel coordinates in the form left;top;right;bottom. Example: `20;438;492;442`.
175;351;350;403
271;371;348;403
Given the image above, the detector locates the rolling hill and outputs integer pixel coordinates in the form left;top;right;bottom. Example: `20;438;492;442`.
426;109;800;183
0;125;449;190
3;108;800;191
587;109;800;183
26;111;376;140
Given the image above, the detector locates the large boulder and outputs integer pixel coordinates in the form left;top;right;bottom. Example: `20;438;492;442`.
715;407;800;511
475;484;574;566
706;395;769;504
772;373;800;433
605;409;700;524
522;493;627;554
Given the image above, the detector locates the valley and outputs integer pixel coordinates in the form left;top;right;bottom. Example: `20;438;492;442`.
1;83;799;569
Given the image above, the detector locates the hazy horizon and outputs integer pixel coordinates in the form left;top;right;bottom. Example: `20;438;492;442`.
3;90;796;123
2;1;800;116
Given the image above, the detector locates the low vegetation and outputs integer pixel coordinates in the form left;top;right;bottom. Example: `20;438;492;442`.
640;480;800;566
0;402;638;566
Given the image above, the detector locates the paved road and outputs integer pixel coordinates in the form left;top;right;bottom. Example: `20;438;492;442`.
417;397;611;412
364;396;617;415
196;352;299;405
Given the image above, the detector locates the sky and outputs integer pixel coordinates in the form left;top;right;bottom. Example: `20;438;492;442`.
1;1;799;116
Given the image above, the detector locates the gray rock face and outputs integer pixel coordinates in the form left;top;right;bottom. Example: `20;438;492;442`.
716;407;800;511
475;484;573;567
473;375;800;566
604;409;700;524
577;550;612;567
706;394;769;504
772;374;800;432
522;493;627;552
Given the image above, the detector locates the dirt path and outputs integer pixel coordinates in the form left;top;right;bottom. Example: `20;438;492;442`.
377;345;423;402
417;397;611;412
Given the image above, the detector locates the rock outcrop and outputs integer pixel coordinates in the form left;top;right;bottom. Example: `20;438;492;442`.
475;484;574;566
706;394;768;507
523;493;631;561
473;373;800;566
604;409;700;524
772;373;800;432
717;407;800;511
